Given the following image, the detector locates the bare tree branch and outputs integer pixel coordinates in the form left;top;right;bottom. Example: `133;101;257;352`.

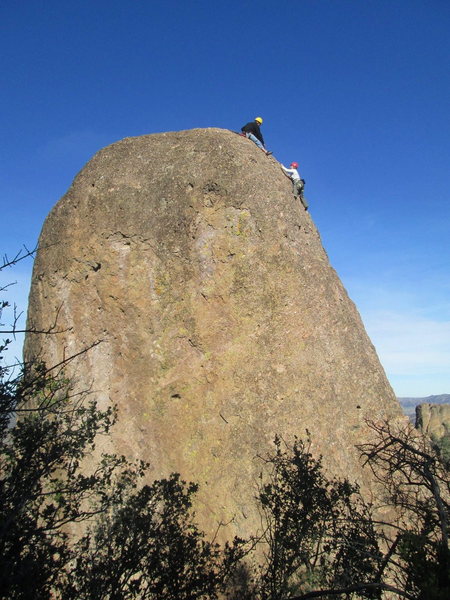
288;581;416;600
1;245;36;271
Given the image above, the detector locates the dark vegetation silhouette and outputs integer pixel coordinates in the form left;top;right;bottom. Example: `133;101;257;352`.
0;249;246;600
1;250;449;599
431;432;450;468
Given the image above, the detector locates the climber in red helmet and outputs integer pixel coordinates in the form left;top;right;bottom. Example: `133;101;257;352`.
281;162;308;210
241;117;272;156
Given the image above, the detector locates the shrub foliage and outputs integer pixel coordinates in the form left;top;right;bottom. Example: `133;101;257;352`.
1;251;449;599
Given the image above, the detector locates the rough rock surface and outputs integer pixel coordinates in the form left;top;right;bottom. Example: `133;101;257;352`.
416;403;450;439
25;128;405;540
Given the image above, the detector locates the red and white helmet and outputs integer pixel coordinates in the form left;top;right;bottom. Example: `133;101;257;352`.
290;162;299;168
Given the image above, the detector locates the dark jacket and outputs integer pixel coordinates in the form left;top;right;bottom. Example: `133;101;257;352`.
241;121;265;146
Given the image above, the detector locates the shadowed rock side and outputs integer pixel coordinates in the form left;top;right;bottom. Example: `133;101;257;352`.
25;128;405;540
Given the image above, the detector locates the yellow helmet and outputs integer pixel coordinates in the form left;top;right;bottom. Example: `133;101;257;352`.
255;117;263;124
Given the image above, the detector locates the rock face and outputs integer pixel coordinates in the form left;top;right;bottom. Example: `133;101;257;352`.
398;395;450;421
416;403;450;439
25;128;404;540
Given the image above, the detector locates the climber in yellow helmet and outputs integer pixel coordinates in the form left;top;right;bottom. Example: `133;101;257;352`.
241;117;272;156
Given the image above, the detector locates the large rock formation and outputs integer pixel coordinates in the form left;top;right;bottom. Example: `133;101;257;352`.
416;403;450;439
398;394;450;421
25;128;404;540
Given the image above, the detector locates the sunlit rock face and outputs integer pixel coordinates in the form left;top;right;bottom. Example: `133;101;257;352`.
25;128;404;540
416;403;450;439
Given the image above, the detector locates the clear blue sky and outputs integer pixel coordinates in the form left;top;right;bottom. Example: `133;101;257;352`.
1;0;449;397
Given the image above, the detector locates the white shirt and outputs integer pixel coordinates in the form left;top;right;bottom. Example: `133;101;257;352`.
281;165;300;181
